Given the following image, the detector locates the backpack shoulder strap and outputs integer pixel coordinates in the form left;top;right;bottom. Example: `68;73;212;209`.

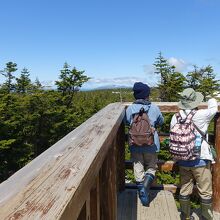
132;104;151;117
175;112;182;123
184;110;197;123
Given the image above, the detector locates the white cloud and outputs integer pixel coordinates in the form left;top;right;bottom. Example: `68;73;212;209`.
82;76;156;90
86;77;141;86
168;57;189;72
143;65;155;76
143;64;160;84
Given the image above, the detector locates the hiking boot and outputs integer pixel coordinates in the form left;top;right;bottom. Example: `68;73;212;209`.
201;198;213;220
136;182;148;206
180;214;195;220
180;215;195;220
179;195;191;220
142;173;154;206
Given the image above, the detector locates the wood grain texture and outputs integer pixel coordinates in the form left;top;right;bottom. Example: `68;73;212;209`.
118;189;220;220
125;160;179;172
116;122;126;192
90;177;100;220
117;189;180;220
0;103;125;220
213;113;220;213
99;144;117;220
124;102;220;112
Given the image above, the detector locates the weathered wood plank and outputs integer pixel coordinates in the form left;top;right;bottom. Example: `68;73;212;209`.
77;195;90;220
213;112;220;213
124;102;220;112
77;202;86;220
118;189;220;220
125;183;178;194
90;176;100;220
0;103;125;220
116;122;126;192
125;160;178;172
117;189;180;220
99;141;117;220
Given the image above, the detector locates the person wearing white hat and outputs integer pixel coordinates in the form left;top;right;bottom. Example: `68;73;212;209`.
170;88;218;220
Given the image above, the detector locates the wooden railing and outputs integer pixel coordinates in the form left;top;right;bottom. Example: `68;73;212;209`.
0;102;219;220
0;103;125;220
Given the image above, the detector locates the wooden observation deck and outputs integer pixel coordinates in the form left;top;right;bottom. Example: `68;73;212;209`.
0;102;220;220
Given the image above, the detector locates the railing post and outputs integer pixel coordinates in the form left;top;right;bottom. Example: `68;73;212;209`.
213;112;220;213
77;195;90;220
116;121;125;192
99;140;117;220
90;176;100;220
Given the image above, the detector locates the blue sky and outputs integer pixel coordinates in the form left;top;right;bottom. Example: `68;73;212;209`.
0;0;220;89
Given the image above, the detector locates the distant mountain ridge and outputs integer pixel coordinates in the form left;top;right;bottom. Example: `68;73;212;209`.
83;84;132;91
40;81;132;91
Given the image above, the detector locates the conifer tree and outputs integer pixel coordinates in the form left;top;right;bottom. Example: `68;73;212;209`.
197;65;219;101
154;52;186;101
31;77;43;92
0;62;17;93
186;65;201;90
56;62;90;107
15;68;32;93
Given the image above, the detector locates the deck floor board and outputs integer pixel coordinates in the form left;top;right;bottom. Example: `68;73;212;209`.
117;189;180;220
117;189;220;220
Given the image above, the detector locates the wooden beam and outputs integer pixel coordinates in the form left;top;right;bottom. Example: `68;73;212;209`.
123;102;220;112
116;122;126;192
77;202;86;220
213;113;220;213
125;183;178;194
99;142;117;220
90;176;100;220
125;160;178;172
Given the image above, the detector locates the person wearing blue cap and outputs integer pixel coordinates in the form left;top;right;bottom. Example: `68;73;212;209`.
125;82;164;206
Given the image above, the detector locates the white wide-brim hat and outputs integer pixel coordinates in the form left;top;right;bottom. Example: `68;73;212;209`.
178;88;204;110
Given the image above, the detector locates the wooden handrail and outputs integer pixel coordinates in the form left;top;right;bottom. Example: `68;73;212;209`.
123;101;220;112
0;101;219;220
125;160;178;172
0;103;125;220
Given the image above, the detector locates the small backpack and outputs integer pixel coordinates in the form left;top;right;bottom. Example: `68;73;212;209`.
169;110;199;160
129;107;154;146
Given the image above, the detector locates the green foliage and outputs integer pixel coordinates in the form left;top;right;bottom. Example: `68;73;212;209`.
0;88;133;182
156;171;180;185
186;65;201;90
158;137;172;160
15;68;32;93
154;52;186;101
55;62;91;107
186;65;220;101
0;61;17;93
